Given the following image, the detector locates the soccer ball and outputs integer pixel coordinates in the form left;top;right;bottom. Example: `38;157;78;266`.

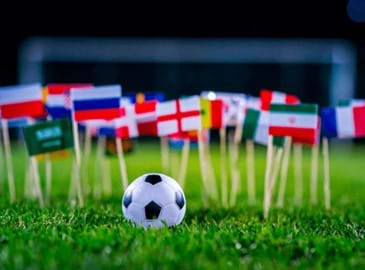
122;173;186;228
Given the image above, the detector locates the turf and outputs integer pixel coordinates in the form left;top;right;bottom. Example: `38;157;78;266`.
0;141;365;269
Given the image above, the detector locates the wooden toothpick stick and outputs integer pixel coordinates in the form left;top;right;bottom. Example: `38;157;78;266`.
1;119;16;202
160;137;170;174
219;127;228;208
178;139;190;188
322;138;331;210
276;137;292;208
246;139;256;205
116;137;128;191
293;143;303;206
310;143;319;205
263;135;274;219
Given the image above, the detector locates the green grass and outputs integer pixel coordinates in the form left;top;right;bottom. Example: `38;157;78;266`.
0;141;365;269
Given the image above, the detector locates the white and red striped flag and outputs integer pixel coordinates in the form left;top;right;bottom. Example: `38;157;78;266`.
134;100;158;136
269;103;319;145
260;89;300;111
0;84;46;119
157;96;201;136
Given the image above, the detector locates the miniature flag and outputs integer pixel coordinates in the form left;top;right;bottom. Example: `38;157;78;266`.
200;98;224;129
242;109;284;147
157;96;201;136
0;84;46;119
246;96;261;110
321;105;365;139
22;118;73;156
260;89;300;111
115;106;139;139
96;120;116;137
126;92;165;104
269;104;319;145
135;100;158;136
169;130;209;149
46;83;92;119
70;85;122;122
201;91;246;127
338;99;365;107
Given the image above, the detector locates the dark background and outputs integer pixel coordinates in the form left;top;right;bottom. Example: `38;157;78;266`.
0;1;364;101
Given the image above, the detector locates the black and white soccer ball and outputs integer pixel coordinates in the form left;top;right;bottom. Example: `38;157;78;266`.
122;173;186;228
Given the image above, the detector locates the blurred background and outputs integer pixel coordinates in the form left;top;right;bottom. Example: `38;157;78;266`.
0;1;364;106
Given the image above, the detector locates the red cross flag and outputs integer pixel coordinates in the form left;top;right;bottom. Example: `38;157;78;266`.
115;106;139;139
156;96;202;136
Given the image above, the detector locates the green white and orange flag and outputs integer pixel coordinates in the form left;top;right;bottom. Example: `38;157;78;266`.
200;98;224;129
242;109;285;147
269;103;319;145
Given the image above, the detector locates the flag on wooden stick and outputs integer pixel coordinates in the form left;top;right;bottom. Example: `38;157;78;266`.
135;100;158;136
243;109;285;147
200;98;224;129
260;89;300;111
269;103;319;145
157;96;202;136
0;84;46;203
45;84;93;119
22;119;74;156
0;84;46;119
71;85;122;122
70;85;122;206
321;105;365;139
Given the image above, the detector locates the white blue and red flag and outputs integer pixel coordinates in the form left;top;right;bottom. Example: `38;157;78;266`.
70;85;122;122
321;105;365;139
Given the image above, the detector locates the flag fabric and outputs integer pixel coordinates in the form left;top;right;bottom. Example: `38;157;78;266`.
338;99;365;107
201;91;246;127
135;100;158;136
96;101;158;137
169;130;209;149
22;118;73;156
157;96;201;136
260;89;300;111
0;84;46;119
242;109;269;145
97;120;116;137
321;105;365;139
46;83;92;119
200;98;224;129
126;92;165;104
70;85;122;122
269;104;319;145
115;106;139;139
246;96;261;110
242;109;284;147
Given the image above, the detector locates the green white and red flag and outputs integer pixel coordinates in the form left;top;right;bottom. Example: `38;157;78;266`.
269;103;319;145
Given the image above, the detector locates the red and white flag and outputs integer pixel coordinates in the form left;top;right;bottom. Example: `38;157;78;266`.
157;96;201;136
134;100;158;136
115;106;139;139
0;84;46;119
260;89;300;111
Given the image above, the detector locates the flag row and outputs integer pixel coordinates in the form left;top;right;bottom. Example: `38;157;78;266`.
0;84;364;156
